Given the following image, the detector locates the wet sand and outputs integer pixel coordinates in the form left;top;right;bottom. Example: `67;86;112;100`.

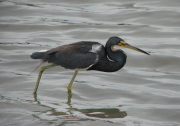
1;0;180;126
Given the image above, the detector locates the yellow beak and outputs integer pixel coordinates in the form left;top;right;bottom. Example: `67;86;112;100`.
118;41;150;55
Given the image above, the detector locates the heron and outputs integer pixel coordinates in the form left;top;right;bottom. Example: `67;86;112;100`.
31;36;150;94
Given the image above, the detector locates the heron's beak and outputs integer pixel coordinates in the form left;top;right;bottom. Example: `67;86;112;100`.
118;41;150;55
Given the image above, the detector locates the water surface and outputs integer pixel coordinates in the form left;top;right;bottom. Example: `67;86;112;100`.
1;0;180;126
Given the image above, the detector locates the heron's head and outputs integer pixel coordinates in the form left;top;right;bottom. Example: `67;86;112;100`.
109;36;150;55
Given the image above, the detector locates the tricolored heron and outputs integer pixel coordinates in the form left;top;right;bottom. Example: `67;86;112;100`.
31;36;150;94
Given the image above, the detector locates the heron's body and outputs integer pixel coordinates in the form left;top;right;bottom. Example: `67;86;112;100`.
31;36;149;94
31;41;126;72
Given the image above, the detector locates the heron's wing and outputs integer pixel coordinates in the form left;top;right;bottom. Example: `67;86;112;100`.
44;42;104;70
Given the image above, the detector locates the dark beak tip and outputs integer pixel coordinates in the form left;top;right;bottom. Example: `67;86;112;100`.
147;52;151;55
144;52;150;55
146;52;150;55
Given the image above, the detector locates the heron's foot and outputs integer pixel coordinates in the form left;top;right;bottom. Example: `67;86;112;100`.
33;93;37;101
66;90;72;105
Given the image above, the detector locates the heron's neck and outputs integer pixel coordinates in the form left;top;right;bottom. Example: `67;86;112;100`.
88;44;127;72
105;45;127;72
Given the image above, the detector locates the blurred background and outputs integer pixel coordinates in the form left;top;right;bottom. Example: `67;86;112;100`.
0;0;180;126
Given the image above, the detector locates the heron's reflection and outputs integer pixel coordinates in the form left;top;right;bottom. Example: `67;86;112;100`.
75;108;127;118
33;91;127;119
66;90;127;118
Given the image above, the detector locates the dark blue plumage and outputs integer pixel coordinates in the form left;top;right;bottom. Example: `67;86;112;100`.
31;37;129;72
31;42;102;70
31;39;126;72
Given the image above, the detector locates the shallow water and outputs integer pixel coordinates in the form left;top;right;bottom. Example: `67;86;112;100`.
1;0;180;126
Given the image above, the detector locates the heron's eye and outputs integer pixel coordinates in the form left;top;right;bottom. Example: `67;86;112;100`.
118;41;126;46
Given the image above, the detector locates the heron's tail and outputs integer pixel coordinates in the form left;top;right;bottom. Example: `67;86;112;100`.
31;52;47;73
31;52;45;59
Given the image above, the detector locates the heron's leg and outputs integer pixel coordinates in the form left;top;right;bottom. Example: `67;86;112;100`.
67;71;78;91
33;64;57;94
